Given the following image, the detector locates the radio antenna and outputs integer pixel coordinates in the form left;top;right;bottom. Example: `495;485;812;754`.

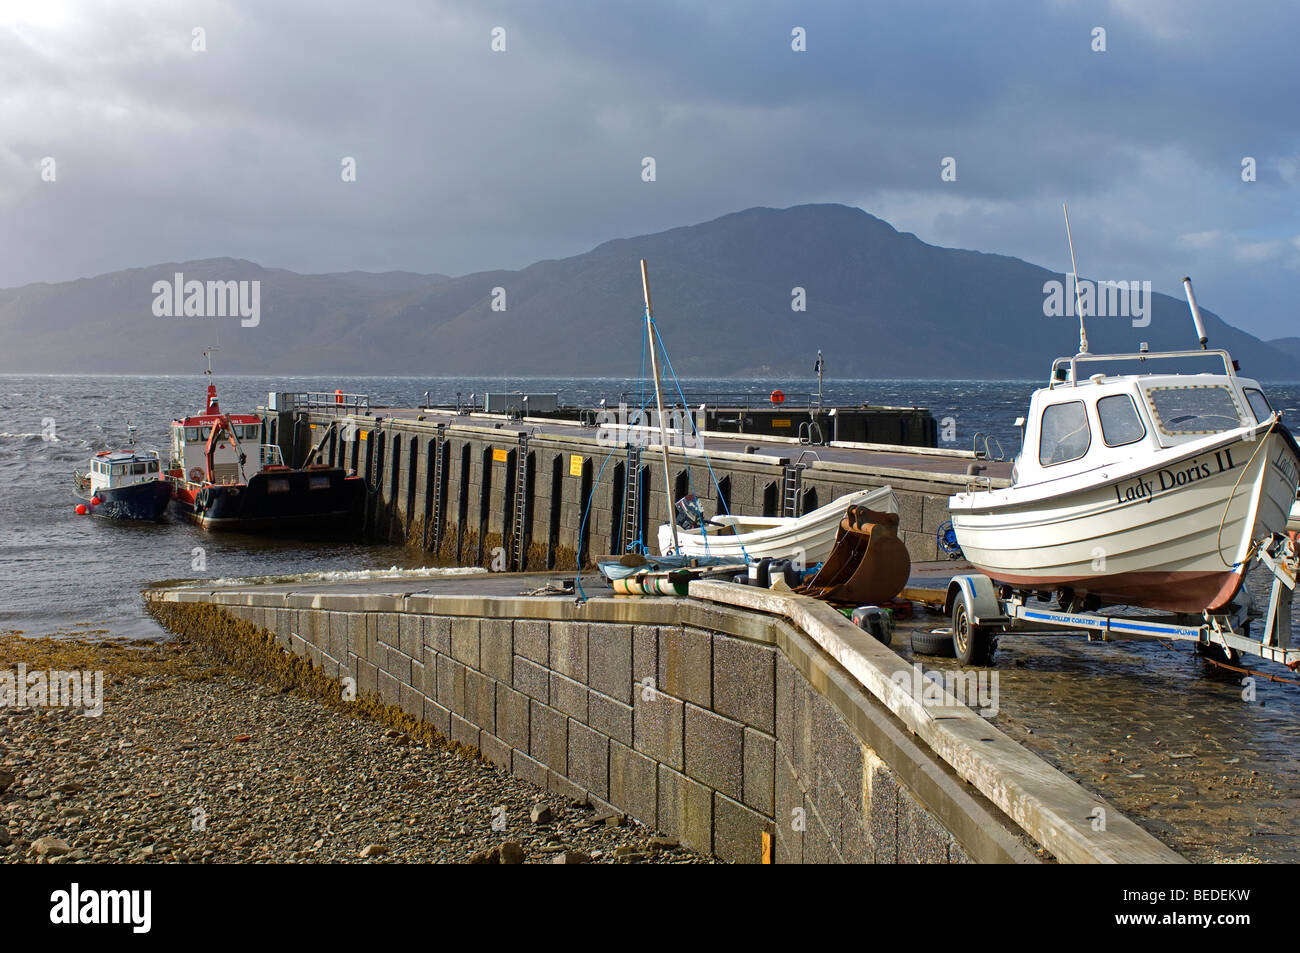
1063;203;1089;355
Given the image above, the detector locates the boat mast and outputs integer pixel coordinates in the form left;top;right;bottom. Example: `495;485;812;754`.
1062;204;1089;357
640;259;679;555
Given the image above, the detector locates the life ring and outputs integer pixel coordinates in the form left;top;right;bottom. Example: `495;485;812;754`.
770;389;785;405
188;467;204;482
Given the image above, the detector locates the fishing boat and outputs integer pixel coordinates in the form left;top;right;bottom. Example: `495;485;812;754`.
166;350;365;532
73;426;171;521
950;276;1300;614
657;485;900;565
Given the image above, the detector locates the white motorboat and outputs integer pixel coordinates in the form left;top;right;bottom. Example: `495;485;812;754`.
657;485;899;565
950;280;1299;614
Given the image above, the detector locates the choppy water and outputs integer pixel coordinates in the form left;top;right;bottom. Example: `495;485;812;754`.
2;374;1298;640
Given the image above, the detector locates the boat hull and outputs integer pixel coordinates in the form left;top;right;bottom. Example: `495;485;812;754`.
170;467;365;532
950;428;1300;613
657;486;898;564
75;479;172;521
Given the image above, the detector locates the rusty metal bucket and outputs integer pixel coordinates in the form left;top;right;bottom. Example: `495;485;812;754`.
795;504;911;605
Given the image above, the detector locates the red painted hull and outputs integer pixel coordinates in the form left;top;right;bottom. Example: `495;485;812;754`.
988;567;1245;614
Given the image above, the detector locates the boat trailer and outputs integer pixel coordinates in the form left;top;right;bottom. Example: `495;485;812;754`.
940;534;1298;669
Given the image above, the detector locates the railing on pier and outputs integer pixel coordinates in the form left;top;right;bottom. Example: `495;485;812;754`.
617;390;823;411
289;392;370;416
256;444;285;469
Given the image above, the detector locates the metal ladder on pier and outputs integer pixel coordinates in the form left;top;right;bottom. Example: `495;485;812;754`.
781;463;804;518
622;445;643;553
510;433;530;571
430;424;446;554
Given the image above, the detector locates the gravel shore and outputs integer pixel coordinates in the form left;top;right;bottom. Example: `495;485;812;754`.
0;633;712;864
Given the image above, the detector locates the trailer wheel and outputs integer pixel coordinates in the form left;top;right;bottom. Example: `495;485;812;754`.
951;600;996;666
910;628;956;658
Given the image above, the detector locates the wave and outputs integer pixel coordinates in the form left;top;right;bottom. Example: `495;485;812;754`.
176;565;485;588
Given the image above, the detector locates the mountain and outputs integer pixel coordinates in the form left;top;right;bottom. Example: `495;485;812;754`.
1268;337;1300;362
0;205;1294;379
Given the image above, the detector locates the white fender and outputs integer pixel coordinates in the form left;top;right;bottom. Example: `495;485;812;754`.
945;574;1007;626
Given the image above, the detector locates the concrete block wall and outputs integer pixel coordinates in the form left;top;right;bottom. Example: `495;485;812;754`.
216;595;987;864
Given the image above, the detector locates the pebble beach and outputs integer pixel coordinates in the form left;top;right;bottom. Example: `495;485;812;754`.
0;633;711;864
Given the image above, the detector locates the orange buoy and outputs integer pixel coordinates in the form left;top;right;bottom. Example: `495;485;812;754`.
770;389;785;405
75;504;87;515
90;496;102;506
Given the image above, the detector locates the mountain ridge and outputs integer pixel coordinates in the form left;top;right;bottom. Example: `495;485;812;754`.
1;204;1293;380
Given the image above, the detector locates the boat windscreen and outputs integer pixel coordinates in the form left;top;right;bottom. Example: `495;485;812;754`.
1145;385;1246;435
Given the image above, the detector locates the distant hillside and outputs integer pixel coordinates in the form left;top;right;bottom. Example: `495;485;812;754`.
1268;337;1300;362
0;205;1293;379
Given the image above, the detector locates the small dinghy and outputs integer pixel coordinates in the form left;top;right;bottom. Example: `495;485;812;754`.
657;486;900;565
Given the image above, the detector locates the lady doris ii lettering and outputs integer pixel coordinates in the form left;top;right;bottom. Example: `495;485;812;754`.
151;273;260;327
1114;449;1236;504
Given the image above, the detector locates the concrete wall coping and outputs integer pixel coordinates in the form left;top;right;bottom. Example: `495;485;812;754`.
688;580;1185;865
808;457;1013;490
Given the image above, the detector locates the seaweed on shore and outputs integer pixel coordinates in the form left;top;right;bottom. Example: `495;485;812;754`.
144;600;478;761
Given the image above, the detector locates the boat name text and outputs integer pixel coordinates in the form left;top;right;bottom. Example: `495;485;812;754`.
1114;449;1237;505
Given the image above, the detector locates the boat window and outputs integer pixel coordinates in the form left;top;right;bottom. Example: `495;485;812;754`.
1097;394;1146;447
1244;388;1274;424
132;463;146;475
1038;401;1091;466
1146;385;1245;435
148;461;159;472
185;427;201;441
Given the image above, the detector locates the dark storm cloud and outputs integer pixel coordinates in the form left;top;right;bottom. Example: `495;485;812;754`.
1;0;1296;336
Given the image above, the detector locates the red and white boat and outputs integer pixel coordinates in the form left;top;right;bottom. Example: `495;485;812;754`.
166;352;364;532
950;279;1300;614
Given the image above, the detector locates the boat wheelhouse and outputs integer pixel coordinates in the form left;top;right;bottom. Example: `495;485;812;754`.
166;354;364;532
73;429;172;521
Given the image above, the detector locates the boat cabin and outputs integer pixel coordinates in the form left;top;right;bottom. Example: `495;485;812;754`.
168;384;267;485
87;449;163;493
1012;349;1276;487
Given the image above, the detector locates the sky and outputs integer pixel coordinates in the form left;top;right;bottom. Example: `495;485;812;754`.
1;0;1297;339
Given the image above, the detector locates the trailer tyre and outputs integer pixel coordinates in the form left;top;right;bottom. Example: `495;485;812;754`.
951;600;997;666
910;628;956;658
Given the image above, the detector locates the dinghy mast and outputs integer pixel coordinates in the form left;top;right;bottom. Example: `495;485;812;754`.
641;259;679;554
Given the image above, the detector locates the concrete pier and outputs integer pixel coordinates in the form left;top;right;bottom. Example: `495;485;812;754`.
262;400;1012;570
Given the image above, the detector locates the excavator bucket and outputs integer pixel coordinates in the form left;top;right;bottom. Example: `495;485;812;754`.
795;504;911;605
